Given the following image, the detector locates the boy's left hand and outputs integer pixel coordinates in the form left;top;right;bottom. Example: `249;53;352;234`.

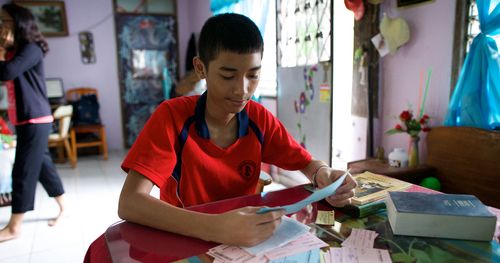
315;168;357;207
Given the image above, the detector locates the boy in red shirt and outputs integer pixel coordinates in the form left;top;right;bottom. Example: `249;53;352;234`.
118;13;356;247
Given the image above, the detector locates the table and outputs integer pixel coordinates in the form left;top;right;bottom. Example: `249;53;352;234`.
85;184;500;263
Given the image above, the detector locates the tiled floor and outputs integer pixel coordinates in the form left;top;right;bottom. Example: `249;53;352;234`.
0;151;288;262
0;151;128;263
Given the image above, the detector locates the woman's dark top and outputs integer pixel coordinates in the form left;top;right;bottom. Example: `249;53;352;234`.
0;42;51;122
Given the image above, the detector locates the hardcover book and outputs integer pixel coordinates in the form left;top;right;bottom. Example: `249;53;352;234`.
386;191;497;241
339;199;387;218
351;172;412;205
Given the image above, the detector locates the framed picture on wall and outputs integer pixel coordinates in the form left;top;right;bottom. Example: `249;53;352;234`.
397;0;434;8
14;1;69;37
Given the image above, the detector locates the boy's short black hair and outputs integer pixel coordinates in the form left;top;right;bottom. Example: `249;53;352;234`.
198;13;263;67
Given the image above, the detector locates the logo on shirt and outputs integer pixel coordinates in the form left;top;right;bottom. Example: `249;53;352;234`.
238;160;257;178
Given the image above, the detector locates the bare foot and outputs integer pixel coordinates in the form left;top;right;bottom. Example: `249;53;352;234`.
47;210;64;227
48;195;65;227
0;225;19;242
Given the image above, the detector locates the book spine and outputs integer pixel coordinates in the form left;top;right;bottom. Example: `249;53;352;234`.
340;200;386;218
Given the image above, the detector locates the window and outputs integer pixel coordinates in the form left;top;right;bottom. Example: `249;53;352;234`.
451;0;500;92
466;0;500;52
277;0;331;67
214;0;277;97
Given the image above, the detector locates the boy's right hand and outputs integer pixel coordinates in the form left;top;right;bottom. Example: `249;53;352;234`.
210;206;286;247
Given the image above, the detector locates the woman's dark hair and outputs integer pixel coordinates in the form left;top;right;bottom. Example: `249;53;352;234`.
198;13;263;68
2;3;49;54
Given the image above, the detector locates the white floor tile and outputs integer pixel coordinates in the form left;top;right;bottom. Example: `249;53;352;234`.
0;149;288;262
0;150;128;262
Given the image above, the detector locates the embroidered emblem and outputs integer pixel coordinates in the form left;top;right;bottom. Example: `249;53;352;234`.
238;160;257;178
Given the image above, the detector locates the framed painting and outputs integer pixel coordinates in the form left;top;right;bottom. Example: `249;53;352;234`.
15;1;68;37
397;0;434;8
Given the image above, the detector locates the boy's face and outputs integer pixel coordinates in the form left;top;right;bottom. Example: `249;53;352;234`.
195;50;261;114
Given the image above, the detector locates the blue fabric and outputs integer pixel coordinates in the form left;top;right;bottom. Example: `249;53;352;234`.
210;0;240;12
212;0;270;36
445;0;500;130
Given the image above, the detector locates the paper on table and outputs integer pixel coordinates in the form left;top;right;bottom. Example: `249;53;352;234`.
208;230;328;262
264;232;328;260
257;170;349;215
341;229;378;248
341;247;392;263
315;210;335;225
241;216;310;255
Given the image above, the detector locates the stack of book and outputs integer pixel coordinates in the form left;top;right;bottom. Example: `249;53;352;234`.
339;172;412;218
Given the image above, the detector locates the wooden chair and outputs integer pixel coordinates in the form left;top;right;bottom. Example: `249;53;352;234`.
255;171;273;193
48;105;76;168
66;87;108;162
426;126;500;208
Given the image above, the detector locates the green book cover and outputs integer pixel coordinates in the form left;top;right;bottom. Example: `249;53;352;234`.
339;199;387;218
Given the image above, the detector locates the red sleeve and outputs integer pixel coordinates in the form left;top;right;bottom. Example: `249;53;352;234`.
121;100;183;187
253;103;312;170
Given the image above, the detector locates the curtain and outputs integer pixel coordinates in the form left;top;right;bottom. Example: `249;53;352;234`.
444;0;500;130
211;0;273;101
210;0;241;13
212;0;270;36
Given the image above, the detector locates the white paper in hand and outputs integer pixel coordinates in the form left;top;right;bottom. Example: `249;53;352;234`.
257;171;349;215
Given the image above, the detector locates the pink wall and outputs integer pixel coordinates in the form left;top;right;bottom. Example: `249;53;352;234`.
377;0;456;162
2;0;458;156
0;0;212;150
177;0;212;76
44;0;122;150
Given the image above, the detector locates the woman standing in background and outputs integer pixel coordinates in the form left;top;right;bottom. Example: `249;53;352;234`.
0;3;65;242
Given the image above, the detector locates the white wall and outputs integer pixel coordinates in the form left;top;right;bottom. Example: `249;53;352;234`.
378;0;456;162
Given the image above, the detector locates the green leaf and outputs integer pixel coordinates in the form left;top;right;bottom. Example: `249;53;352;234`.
391;252;414;263
410;249;433;263
386;129;402;135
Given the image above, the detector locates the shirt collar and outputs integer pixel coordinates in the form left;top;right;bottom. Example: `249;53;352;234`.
194;92;249;139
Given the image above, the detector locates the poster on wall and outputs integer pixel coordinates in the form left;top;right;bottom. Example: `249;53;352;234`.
15;1;69;37
116;15;178;147
397;0;434;8
277;65;332;165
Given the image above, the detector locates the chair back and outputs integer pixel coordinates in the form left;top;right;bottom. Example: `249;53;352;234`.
52;105;73;138
66;87;99;102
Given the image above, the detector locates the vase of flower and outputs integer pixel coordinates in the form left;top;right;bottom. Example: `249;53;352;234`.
386;109;430;167
409;136;420;168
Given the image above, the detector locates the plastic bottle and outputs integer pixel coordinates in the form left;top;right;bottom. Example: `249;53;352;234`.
388;148;408;168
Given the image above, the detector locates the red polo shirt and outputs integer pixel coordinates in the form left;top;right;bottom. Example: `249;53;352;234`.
122;93;311;207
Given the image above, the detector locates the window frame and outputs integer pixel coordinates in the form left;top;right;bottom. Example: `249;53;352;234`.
450;0;471;96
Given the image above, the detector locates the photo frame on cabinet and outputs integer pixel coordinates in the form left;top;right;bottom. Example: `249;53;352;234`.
14;1;69;37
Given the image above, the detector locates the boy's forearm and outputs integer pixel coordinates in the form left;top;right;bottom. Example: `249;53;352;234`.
301;159;329;182
118;191;218;242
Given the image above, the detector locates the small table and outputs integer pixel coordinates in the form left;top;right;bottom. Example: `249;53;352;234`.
348;158;435;184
